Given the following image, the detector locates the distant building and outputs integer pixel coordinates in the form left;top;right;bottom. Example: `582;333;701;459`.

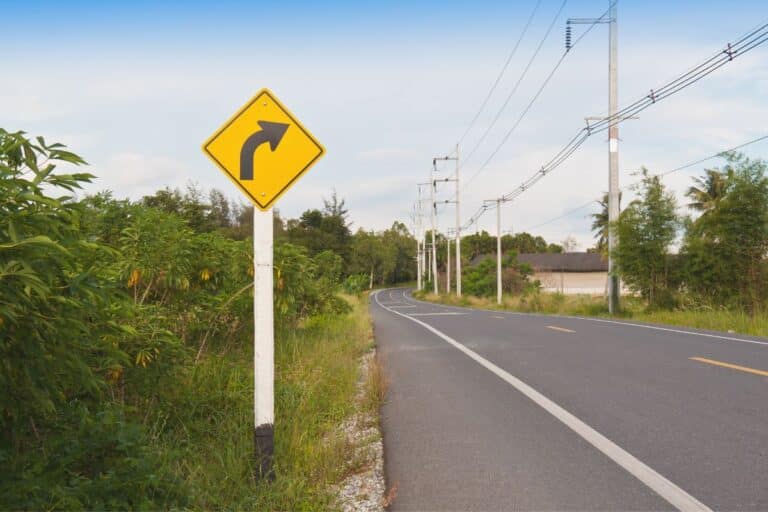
471;252;621;295
517;253;610;295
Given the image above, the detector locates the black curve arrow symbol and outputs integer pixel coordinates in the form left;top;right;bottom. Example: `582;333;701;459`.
240;120;290;180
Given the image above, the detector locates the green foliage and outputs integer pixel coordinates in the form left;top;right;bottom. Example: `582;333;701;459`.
1;129;361;509
0;129;188;509
591;192;621;255
462;252;533;297
614;168;679;308
1;405;188;510
461;230;561;264
315;249;344;286
274;243;350;326
285;192;352;261
342;274;369;295
686;167;732;213
680;153;768;311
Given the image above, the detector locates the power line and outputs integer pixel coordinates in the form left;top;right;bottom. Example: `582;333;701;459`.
458;0;544;147
461;0;569;169
461;20;768;231
522;132;768;232
461;0;617;192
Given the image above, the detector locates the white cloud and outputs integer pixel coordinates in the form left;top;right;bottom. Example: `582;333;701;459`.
85;152;189;198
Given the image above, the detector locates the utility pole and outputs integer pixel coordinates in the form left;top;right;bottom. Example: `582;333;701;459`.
567;1;621;313
496;200;502;305
433;150;460;297
430;162;439;295
455;144;462;298
446;238;451;293
415;191;422;291
416;182;430;291
484;198;507;305
607;0;620;314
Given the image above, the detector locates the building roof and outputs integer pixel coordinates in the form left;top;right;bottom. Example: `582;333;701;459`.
470;252;607;272
517;252;607;272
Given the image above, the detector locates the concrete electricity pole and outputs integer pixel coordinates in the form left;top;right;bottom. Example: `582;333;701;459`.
416;182;430;291
433;150;460;297
455;144;462;298
446;237;451;294
496;201;502;305
607;0;620;314
414;201;422;291
430;163;439;295
484;198;506;305
567;0;620;313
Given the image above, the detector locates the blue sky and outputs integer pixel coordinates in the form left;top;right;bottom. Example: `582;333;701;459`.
3;0;768;248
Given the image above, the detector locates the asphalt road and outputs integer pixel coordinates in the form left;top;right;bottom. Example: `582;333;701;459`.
371;288;768;511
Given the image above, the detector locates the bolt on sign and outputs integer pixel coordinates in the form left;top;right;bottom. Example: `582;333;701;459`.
202;88;325;210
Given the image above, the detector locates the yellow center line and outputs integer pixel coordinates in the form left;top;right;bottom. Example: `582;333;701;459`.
547;325;575;334
689;356;768;378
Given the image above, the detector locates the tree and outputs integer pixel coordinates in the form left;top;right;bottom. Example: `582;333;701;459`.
613;169;678;307
591;191;621;256
561;235;579;253
141;184;211;232
686;167;732;213
207;189;232;230
323;189;349;221
680;153;768;310
462;251;533;297
351;229;383;289
286;192;352;261
380;221;416;284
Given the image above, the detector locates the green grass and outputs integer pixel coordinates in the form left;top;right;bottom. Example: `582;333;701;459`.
416;290;768;338
148;293;375;510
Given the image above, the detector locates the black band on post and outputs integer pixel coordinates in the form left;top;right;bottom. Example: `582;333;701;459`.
254;423;275;481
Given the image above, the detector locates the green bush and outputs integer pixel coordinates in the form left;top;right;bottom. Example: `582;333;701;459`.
342;273;369;295
463;252;532;297
0;404;188;510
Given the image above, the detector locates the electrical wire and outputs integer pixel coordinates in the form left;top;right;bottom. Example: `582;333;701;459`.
488;24;768;211
460;0;618;193
459;20;768;231
522;132;768;232
458;0;544;148
461;0;569;169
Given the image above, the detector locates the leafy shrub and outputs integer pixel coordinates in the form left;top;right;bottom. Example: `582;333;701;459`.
0;405;188;510
463;252;532;297
0;130;188;508
342;274;369;295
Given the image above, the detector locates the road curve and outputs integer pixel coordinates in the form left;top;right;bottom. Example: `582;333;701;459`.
372;288;768;511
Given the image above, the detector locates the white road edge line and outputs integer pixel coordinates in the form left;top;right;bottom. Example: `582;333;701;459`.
374;289;711;512
400;289;768;348
407;312;467;316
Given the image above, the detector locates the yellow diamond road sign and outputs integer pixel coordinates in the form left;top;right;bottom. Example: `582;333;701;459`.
202;89;325;210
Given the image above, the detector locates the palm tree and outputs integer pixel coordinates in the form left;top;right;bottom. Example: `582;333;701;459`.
686;168;732;213
591;192;621;255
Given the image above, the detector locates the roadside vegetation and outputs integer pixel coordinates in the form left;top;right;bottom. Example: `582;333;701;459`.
0;129;391;509
419;151;768;338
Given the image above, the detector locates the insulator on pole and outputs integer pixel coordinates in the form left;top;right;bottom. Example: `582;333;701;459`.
565;25;572;51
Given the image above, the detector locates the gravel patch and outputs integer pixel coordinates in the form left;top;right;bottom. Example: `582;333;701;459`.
334;350;386;512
